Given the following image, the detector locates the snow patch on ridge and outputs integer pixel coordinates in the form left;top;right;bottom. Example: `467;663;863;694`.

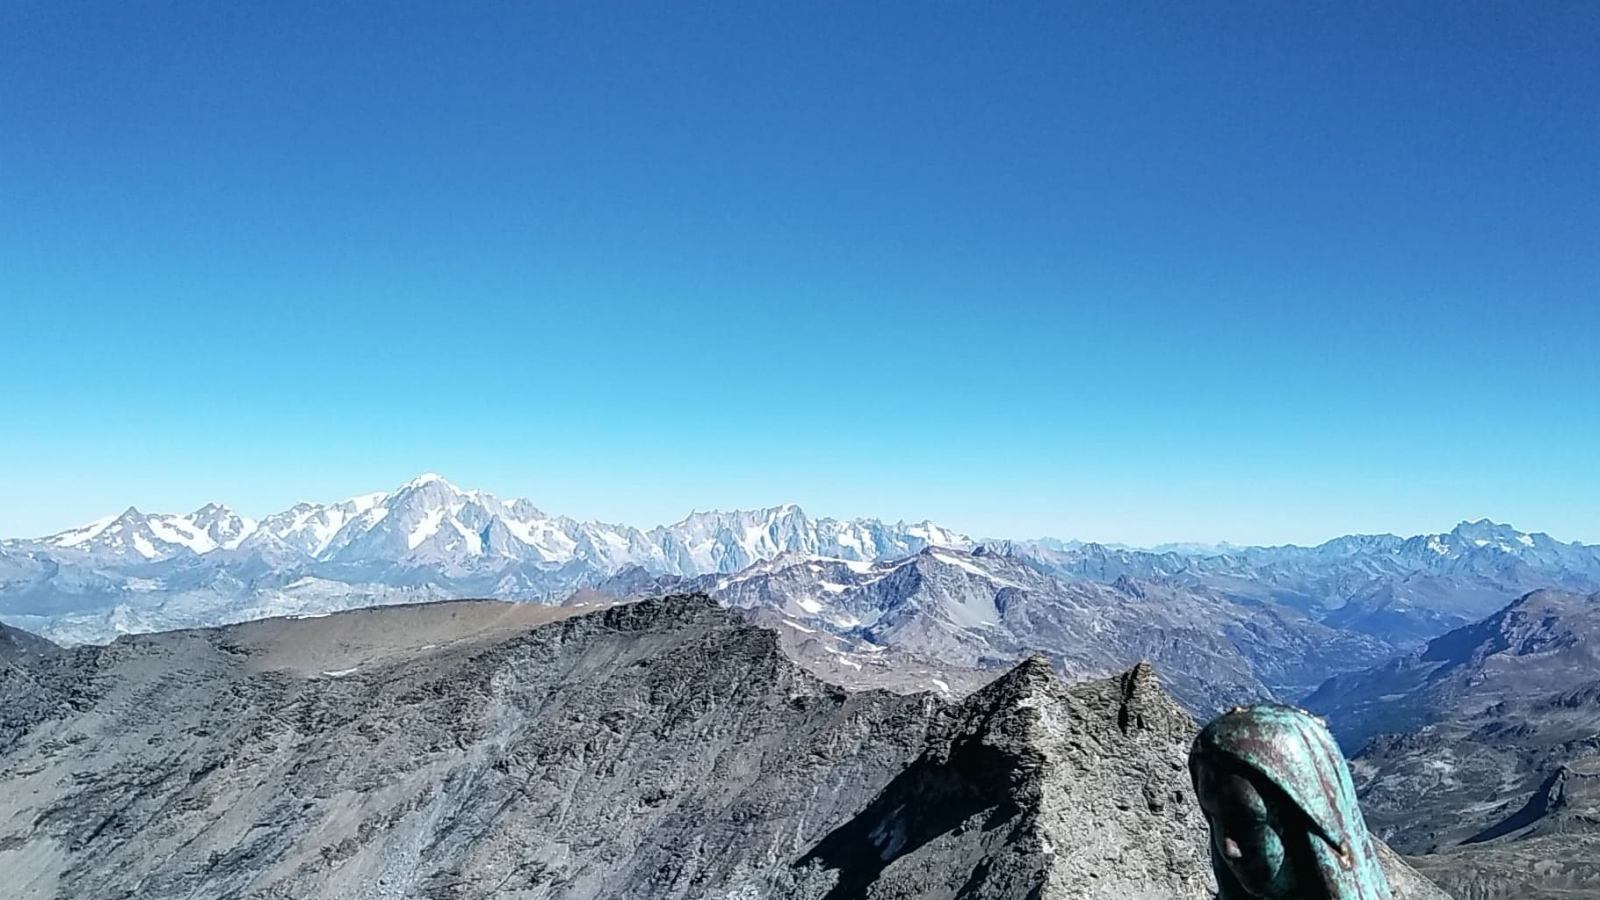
930;551;1023;588
408;508;448;550
449;517;484;555
346;492;388;513
147;517;215;554
53;515;118;548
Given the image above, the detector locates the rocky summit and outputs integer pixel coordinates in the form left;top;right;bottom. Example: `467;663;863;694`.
0;594;1447;900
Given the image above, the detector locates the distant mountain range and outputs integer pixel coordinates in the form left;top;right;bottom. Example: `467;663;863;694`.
584;546;1397;713
0;475;966;643
12;473;964;577
1001;518;1600;644
2;473;1597;651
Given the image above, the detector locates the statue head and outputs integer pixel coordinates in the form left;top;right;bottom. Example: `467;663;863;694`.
1189;703;1392;900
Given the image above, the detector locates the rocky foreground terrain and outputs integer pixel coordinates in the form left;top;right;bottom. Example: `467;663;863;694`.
1;595;1448;900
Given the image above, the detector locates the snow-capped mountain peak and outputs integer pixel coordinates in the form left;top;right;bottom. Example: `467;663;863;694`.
20;476;971;586
178;503;259;551
50;507;188;561
1447;518;1537;550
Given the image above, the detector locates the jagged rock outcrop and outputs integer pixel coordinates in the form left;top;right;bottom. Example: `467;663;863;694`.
1407;838;1600;900
790;658;1212;899
0;595;1448;899
1464;757;1600;845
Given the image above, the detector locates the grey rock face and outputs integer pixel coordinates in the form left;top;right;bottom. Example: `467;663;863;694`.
787;659;1210;900
1409;839;1600;900
2;597;932;899
0;622;64;752
0;596;1446;900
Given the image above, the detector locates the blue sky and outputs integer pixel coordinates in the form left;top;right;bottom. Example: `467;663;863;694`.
2;2;1597;545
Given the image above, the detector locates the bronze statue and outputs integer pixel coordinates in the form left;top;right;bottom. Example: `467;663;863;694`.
1189;703;1393;900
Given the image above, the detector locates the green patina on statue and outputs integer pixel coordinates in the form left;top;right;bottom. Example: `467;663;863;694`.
1189;703;1393;900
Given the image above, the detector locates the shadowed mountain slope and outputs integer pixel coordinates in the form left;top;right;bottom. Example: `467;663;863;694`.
0;620;58;663
1309;590;1600;752
1301;590;1600;898
1304;591;1600;847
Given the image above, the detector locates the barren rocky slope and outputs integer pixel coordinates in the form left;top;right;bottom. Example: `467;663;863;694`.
0;595;1447;899
1303;590;1600;899
1306;591;1600;847
1405;759;1600;900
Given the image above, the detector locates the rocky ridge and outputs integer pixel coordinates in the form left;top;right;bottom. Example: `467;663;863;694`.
0;595;1447;899
1405;756;1600;900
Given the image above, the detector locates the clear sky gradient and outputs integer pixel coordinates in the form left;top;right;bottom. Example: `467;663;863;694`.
2;3;1597;545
